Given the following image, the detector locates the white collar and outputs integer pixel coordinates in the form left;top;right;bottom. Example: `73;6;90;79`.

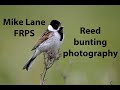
48;25;59;31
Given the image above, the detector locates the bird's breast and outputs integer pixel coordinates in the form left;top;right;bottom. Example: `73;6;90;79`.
37;32;61;52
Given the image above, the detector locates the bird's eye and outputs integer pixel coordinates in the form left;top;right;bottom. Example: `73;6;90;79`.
55;24;58;26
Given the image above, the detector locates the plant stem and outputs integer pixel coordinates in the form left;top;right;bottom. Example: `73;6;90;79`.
40;66;48;85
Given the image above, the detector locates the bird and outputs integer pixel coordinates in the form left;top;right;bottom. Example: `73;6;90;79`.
23;20;64;71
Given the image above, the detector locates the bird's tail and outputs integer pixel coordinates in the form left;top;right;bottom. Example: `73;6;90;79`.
23;56;36;71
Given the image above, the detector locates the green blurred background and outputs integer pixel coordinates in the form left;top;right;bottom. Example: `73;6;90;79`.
0;5;120;85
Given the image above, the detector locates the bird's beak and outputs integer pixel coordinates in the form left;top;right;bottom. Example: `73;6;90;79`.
60;26;64;30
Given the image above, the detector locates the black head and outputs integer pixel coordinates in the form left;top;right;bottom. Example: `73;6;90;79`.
50;20;61;30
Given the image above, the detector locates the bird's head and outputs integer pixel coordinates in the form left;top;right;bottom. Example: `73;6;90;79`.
48;20;61;31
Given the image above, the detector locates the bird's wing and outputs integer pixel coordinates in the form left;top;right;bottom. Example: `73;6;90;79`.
31;30;53;51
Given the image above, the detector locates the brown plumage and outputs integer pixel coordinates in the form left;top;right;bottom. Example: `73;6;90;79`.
31;30;53;51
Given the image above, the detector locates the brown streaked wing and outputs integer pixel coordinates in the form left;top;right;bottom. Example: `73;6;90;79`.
31;30;53;51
